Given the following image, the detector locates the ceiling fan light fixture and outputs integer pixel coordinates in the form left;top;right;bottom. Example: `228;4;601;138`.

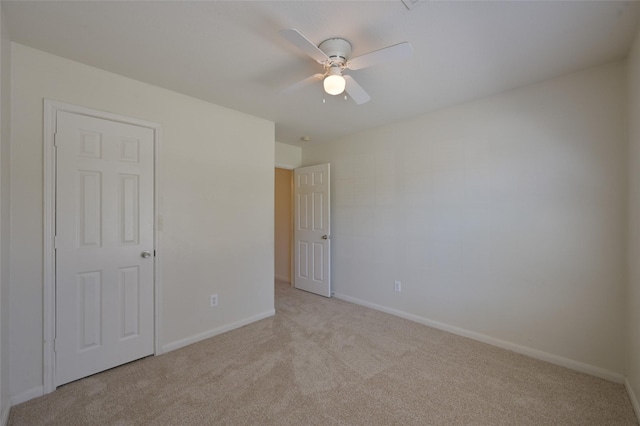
323;67;346;95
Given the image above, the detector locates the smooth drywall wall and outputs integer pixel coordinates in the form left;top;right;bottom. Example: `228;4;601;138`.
627;23;640;416
0;3;10;420
10;43;274;398
275;142;302;169
275;168;292;282
303;61;626;378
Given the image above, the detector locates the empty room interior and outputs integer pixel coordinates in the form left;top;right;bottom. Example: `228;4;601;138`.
3;0;640;424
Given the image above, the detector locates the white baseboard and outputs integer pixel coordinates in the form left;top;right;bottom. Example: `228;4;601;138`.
1;398;10;426
162;309;276;353
274;275;290;283
10;386;44;406
333;292;624;384
626;378;640;422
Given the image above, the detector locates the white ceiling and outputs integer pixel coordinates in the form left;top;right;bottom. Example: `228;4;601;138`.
4;1;640;146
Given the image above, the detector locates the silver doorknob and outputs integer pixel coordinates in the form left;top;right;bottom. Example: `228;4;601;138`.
141;251;152;258
322;235;329;240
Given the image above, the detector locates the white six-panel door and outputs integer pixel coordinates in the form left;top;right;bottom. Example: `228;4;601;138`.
294;164;331;297
55;111;155;386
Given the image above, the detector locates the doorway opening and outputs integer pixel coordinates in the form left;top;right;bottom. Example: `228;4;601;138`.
274;168;293;284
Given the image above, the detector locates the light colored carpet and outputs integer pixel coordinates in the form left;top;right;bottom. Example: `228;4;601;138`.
9;280;638;425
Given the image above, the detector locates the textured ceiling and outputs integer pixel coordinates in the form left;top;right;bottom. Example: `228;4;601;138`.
4;1;640;146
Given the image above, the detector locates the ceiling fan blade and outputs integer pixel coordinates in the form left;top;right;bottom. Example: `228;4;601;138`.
346;42;413;70
280;29;329;64
283;73;324;94
344;75;371;105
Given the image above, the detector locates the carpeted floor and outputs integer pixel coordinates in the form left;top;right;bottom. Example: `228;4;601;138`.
9;280;639;425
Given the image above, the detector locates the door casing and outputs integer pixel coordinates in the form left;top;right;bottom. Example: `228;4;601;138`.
43;100;163;394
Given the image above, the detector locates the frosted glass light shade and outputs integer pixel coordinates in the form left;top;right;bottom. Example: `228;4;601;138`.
324;74;346;95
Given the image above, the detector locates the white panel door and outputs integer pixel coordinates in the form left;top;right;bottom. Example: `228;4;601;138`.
294;164;331;297
55;111;154;386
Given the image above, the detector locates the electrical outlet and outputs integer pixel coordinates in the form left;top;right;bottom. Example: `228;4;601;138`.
210;294;218;307
394;281;401;292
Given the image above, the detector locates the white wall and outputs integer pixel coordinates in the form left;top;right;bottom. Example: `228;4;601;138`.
9;43;275;399
627;23;640;417
275;142;302;169
0;3;10;422
303;61;627;379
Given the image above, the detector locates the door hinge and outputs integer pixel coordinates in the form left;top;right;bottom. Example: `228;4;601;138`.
53;132;58;146
54;235;60;249
53;338;58;353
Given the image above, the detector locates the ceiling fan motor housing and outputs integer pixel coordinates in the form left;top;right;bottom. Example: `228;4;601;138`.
279;28;411;105
318;38;352;66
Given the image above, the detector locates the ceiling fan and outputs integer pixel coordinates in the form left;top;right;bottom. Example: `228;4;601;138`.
280;28;413;105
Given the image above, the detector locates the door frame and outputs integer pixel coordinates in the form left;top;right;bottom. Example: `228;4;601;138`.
43;100;163;394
